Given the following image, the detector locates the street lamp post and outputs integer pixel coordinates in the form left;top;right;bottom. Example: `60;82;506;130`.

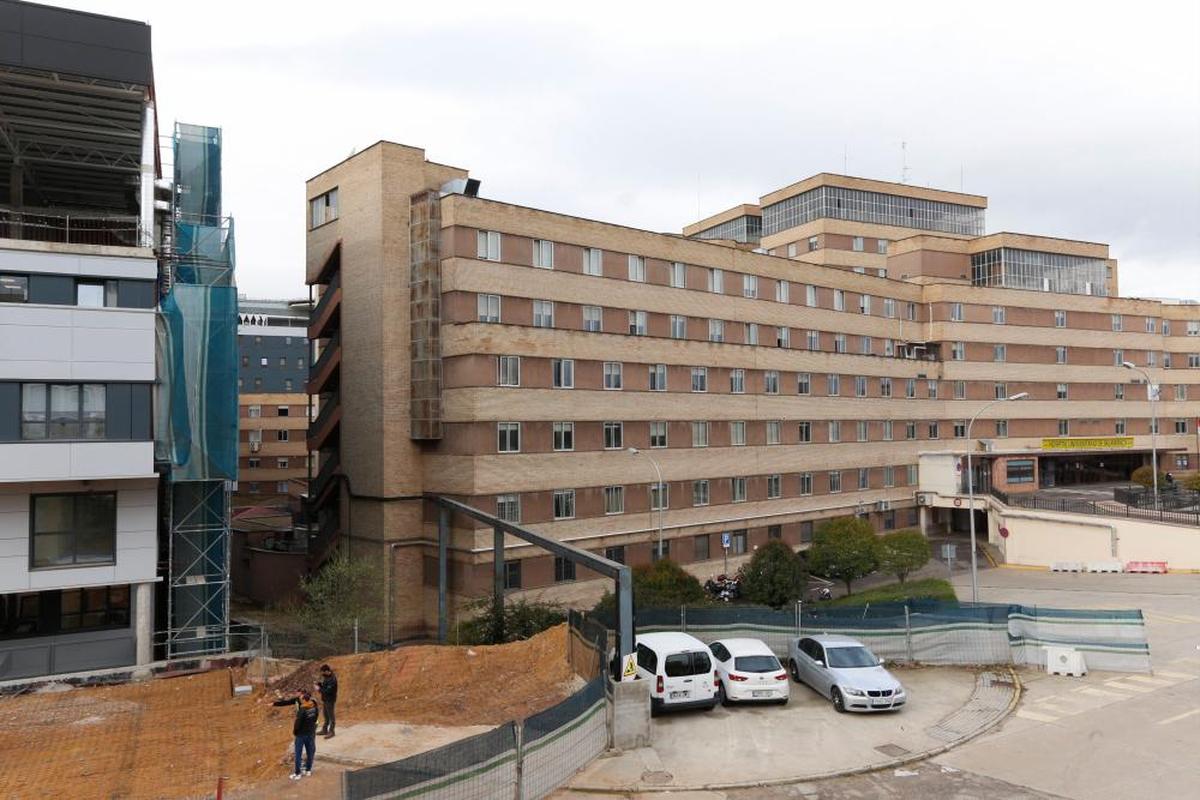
966;392;1029;603
1122;361;1159;511
628;447;665;559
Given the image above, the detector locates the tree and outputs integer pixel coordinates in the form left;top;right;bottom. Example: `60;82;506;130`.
876;529;931;584
1183;473;1200;492
806;517;879;595
456;597;566;645
1131;465;1167;490
739;540;807;608
296;551;385;656
592;558;708;615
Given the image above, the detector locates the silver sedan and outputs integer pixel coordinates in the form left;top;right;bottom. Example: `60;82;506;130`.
787;634;906;713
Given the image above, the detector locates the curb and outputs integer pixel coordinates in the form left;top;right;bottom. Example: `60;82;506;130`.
570;666;1023;795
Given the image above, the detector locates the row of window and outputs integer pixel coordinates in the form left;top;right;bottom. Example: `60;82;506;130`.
246;429;293;442
244;457;306;469
246;404;299;418
477;294;1199;367
1;585;130;641
945;303;1182;335
236;481;294;494
493;356;1195;402
241;355;306;369
493;466;921;523
476;230;919;317
0;273;156;309
493;416;1188;453
239;377;297;391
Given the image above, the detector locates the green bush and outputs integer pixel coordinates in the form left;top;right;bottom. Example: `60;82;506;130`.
1131;465;1168;490
593;558;708;614
1183;473;1200;492
806;517;879;595
739;540;807;608
876;529;931;584
296;551;385;655
456;597;566;645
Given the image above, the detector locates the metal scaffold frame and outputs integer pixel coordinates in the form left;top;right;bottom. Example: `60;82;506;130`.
164;480;232;657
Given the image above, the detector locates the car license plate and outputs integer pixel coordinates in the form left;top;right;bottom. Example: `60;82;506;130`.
872;698;890;707
669;691;689;700
752;690;772;698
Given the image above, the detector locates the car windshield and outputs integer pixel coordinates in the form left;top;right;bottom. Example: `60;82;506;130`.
733;655;780;673
826;646;878;668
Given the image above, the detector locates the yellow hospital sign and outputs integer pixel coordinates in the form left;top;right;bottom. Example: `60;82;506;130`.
1041;436;1134;451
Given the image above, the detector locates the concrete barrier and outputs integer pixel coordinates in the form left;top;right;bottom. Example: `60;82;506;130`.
609;679;651;751
1124;561;1168;574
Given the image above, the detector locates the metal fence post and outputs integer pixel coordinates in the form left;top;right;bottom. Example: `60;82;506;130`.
513;722;524;800
796;600;802;638
904;604;913;663
354;618;359;654
681;604;686;632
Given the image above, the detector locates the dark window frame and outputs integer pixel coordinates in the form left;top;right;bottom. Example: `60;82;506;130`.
29;492;118;570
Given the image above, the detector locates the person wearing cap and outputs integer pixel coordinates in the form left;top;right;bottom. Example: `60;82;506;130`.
315;664;339;738
272;688;320;780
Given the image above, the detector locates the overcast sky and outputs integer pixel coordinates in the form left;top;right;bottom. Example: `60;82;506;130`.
70;0;1200;300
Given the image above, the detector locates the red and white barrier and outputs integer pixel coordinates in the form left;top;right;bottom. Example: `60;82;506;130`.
1124;561;1168;574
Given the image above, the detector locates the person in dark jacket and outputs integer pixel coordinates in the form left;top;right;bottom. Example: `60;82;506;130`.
272;688;320;779
315;664;338;738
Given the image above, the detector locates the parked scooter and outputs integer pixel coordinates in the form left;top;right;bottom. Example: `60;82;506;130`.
705;573;742;603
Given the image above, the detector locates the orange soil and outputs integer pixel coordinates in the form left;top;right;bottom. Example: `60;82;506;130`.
0;624;573;799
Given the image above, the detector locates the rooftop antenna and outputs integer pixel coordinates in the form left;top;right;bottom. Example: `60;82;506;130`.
900;141;910;184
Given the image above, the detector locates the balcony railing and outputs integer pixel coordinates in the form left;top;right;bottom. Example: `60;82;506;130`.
308;330;341;395
309;451;341;505
309;270;341;339
0;207;143;248
990;486;1200;527
308;391;341;451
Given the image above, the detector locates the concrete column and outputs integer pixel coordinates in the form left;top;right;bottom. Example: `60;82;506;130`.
919;505;931;536
135;582;154;665
139;100;156;247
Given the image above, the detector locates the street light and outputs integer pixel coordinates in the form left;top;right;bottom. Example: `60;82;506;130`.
1122;361;1159;510
627;447;665;559
966;391;1028;603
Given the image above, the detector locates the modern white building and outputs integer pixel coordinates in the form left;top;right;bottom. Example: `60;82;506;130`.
0;2;161;679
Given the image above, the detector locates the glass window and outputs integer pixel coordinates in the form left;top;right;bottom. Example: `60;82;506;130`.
670;261;686;288
730;421;746;446
798;421;812;443
477;294;501;323
552;358;574;388
829;420;841;442
603;421;623;449
553;422;574;451
708;318;724;342
857;420;868;442
533;239;554;269
498;356;520;387
833;289;845;312
669;315;686;339
806;284;817;306
603;362;623;389
996;419;1009;437
649;421;667;448
807;330;820;351
777;327;790;348
993;306;1006;324
743;274;758;299
309;188;339;228
775;280;789;303
554;555;576;582
583;247;603;276
628;255;646;282
852;236;864;252
1006;459;1035;484
476;230;501;261
730;368;745;393
800;473;813;496
20;383;47;439
497;422;520;453
533;300;554;328
583;305;602;332
604;486;625;515
693;480;709;507
1058;419;1070;436
649;481;669;511
827;373;840;396
629;310;647;336
49;384;80;439
834;334;847;353
649;363;667;391
691;367;707;392
766;420;781;445
950;302;963;321
708;268;723;293
553;489;576;520
745;322;758;345
829;471;842;493
764;371;779;394
694;534;710;560
0;274;29;303
731;478;747;503
31;493;117;568
504;560;522;590
692;421;709;447
797;372;811;395
496;494;521;522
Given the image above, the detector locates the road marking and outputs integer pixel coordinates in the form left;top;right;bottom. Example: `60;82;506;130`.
1156;708;1200;726
1125;675;1175;686
1016;708;1059;723
1142;612;1197;624
1076;686;1131;698
1103;680;1156;694
1155;670;1198;680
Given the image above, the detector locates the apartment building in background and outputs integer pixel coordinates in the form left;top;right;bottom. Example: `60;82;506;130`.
306;143;1200;640
236;298;310;506
0;4;160;677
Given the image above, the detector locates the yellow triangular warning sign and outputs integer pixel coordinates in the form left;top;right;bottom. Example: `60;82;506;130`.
622;655;637;679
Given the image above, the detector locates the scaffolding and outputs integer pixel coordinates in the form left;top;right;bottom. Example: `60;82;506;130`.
156;122;239;658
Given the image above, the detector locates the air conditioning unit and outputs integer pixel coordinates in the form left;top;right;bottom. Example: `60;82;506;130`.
250;441;262;453
877;500;892;511
916;492;932;506
979;440;994;453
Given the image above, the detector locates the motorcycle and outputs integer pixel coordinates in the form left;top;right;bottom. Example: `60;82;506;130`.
705;573;741;603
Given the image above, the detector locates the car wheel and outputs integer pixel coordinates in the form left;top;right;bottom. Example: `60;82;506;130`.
719;684;731;707
779;696;789;706
788;659;801;683
831;688;846;713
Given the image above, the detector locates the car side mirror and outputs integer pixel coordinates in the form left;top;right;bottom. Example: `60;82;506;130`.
813;660;824;667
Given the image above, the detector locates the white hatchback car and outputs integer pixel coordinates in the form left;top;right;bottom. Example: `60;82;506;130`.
634;632;719;716
787;634;906;713
709;638;789;705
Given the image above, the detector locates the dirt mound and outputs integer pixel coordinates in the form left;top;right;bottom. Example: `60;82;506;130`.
0;625;574;799
275;623;573;725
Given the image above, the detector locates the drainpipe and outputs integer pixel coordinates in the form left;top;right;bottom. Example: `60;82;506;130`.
139;100;156;248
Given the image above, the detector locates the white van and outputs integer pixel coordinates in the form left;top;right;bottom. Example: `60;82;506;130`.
634;632;719;715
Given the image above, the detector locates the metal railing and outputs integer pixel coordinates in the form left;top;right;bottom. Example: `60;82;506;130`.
0;207;142;247
309;330;341;384
310;452;341;502
310;270;341;332
990;486;1200;527
309;390;341;443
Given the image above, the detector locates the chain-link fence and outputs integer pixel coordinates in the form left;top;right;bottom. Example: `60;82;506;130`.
592;600;1151;673
342;614;610;800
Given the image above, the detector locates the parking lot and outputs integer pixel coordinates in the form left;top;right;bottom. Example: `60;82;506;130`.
569;666;989;791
